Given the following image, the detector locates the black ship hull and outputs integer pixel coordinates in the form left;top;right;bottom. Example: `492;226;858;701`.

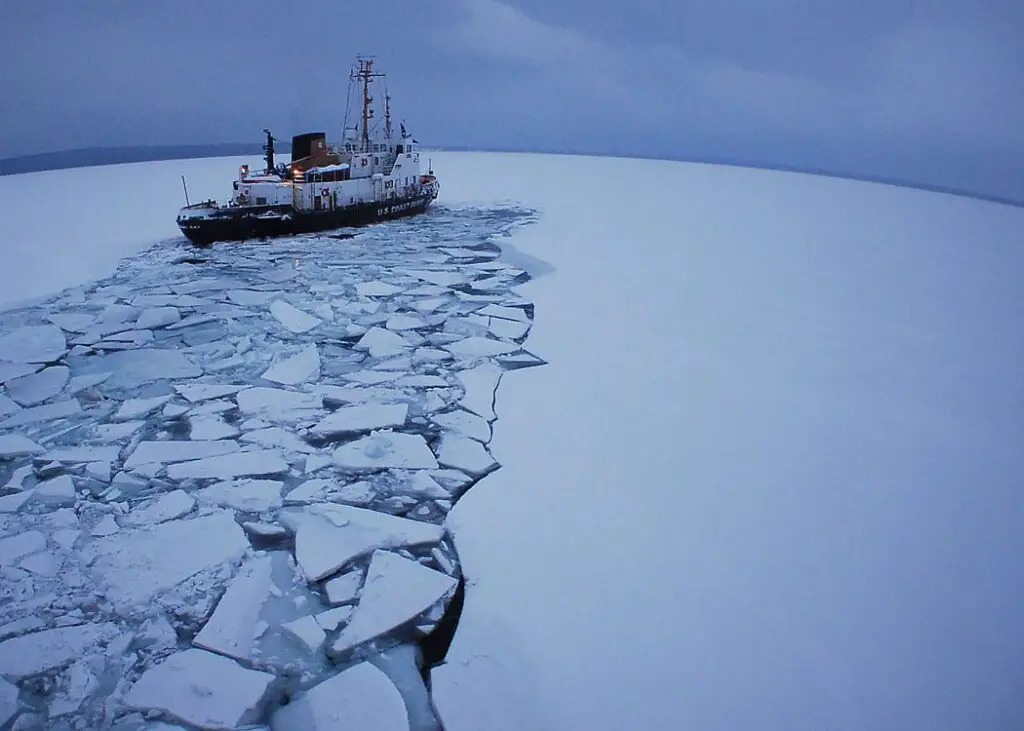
178;192;435;246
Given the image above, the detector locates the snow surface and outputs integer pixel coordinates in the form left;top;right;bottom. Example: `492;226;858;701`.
0;151;1020;730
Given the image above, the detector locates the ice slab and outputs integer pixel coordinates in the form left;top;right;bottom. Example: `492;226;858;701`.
356;327;411;359
262;344;321;385
241;427;315;454
356;280;406;297
124;648;275;730
68;371;112;394
0;324;66;363
227;289;276;306
189;415;241;441
432;409;492;443
166;450;290;480
315;606;354;631
135;306;181;329
0;394;19;418
370;643;441;731
386;314;427;331
488;317;530;340
325;570;364;605
124;440;240;468
193;554;274;662
288;504;444;582
444;336;519;358
196;479;283;512
312;403;409;437
124;489;196;526
49;657;99;718
5;365;69;406
476;303;530;322
236;387;323;419
318;384;404;406
283;478;331;505
84;511;248;609
330;550;456;656
333;432;438;471
41;445;121;463
342;370;402;385
96;349;202;388
92;514;120;536
171;276;248;294
0;623;117;679
36;474;77;504
112;395;173;421
270;300;321;333
395;472;450;499
271;661;406;731
0;362;40;384
90;420;145;443
0;399;81;428
0;434;45;459
281;615;325;653
173;383;245;403
0;530;46;566
457;361;502;421
401;269;468;288
48;313;97;333
0;677;17;727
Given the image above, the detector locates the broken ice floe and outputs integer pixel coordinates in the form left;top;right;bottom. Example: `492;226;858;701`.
0;204;544;727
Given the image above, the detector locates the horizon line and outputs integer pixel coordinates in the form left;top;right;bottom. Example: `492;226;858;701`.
1;142;1021;211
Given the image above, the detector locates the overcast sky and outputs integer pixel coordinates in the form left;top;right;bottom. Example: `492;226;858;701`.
1;0;1022;199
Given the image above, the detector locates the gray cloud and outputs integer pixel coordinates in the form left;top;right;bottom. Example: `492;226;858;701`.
1;0;1021;200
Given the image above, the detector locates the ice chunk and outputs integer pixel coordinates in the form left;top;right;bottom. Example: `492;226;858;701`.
193;554;273;661
432;409;492;443
166;450;289;480
333;432;438;470
477;303;529;322
242;521;288;539
386;313;427;331
189;415;241;441
84;511;248;608
261;344;321;385
395;374;448;388
172;383;245;403
330;550;456;656
315;605;354;631
124;648;275;730
370;643;442;731
342;369;402;385
0;530;46;566
0;394;20;418
90;420;145;442
0;623;116;679
324;570;363;605
269;300;321;333
318;384;403;406
396;472;450;499
196;479;283;513
135;306;181;329
356;326;411;358
281;615;325;653
401;269;467;288
436;435;497;476
3;464;33;490
0;490;33;513
35;474;77;504
271;662;406;731
97;349;202;388
124;490;195;526
336;480;376;506
241;427;315;454
124;440;239;468
312;403;409;437
112;395;173;421
1;399;80;428
0;677;17;727
5;365;69;406
457;361;502;421
50;658;99;717
284;478;331;505
356;280;406;297
236;387;322;418
487;317;530;340
0;434;45;459
227;289;276;306
171;276;248;294
0;324;66;363
67;372;112;394
444;336;518;358
91;514;120;536
41;445;121;463
85;461;112;482
21;551;58;575
48;313;97;333
289;504;444;582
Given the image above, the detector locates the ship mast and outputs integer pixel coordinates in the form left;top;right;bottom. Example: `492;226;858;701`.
351;57;385;152
384;89;392;140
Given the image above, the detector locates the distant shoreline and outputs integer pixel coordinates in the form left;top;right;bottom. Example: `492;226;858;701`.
2;143;1021;210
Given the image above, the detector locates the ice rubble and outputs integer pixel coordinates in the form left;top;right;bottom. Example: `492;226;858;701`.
0;204;541;728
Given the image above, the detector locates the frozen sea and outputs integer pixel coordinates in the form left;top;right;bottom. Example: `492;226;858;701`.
1;151;1024;730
